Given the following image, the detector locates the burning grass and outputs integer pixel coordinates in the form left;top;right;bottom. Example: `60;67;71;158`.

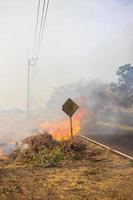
10;131;86;168
39;108;87;141
0;147;8;161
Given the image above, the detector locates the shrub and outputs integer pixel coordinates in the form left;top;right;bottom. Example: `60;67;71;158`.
30;148;65;167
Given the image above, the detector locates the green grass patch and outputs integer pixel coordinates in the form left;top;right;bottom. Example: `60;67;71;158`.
16;146;83;168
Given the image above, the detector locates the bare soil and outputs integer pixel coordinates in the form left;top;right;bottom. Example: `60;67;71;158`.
0;137;133;200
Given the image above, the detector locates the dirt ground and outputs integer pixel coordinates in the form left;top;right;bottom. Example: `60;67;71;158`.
0;137;133;200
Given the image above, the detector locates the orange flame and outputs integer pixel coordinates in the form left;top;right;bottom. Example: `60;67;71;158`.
0;147;7;160
40;109;86;141
0;147;4;157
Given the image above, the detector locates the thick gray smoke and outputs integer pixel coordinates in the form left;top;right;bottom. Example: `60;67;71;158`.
0;80;110;141
0;80;133;156
44;80;115;120
44;80;133;131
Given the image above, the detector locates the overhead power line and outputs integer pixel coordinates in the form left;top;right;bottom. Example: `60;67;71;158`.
36;0;46;54
33;0;41;58
32;0;50;60
27;0;50;118
37;0;49;56
33;0;49;59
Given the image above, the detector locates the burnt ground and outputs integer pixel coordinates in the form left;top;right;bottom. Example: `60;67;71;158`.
0;137;133;200
85;124;133;157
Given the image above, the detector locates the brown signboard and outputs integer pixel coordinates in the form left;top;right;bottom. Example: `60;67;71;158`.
62;98;79;117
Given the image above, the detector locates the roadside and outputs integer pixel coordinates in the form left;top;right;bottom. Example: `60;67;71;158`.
0;137;133;200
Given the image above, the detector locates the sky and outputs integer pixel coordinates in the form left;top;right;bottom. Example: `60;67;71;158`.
0;0;133;110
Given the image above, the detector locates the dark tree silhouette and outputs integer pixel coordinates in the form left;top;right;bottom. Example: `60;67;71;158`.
111;64;133;108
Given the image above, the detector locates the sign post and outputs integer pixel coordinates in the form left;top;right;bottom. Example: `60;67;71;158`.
62;98;79;147
70;116;73;145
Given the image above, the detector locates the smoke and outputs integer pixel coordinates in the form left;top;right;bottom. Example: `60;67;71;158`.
0;110;46;155
0;80;111;140
44;80;115;119
44;79;133;133
0;79;133;156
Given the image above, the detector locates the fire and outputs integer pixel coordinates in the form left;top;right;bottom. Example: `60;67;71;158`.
40;109;86;141
0;147;4;157
0;147;7;160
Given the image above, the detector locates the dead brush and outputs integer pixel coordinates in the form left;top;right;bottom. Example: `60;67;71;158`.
10;132;85;167
22;131;60;152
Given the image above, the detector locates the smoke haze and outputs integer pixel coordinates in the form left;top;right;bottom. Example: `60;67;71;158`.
0;0;133;109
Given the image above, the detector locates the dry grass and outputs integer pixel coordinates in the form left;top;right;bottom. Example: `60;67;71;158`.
97;121;133;132
0;137;133;200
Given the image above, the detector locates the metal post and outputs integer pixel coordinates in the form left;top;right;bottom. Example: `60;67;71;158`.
70;116;74;147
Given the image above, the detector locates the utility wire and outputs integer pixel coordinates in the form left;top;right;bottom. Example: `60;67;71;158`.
37;0;49;55
35;0;46;58
33;0;41;58
27;0;50;118
32;0;50;61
